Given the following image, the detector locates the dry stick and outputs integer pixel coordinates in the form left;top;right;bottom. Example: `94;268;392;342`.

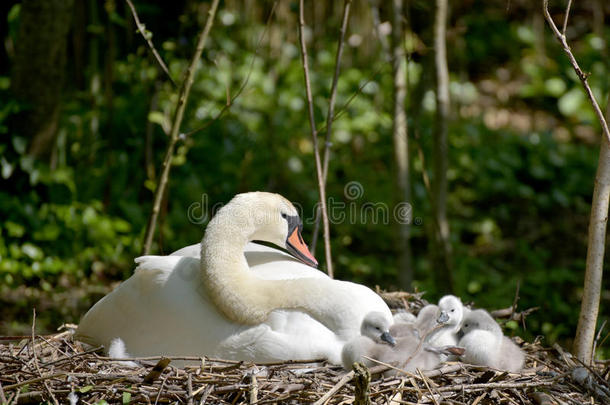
369;0;390;59
141;0;220;255
391;0;413;290
353;363;371;405
591;319;607;364
186;373;194;405
322;0;351;183
561;0;573;36
313;371;354;405
124;0;176;87
543;0;610;364
542;0;610;144
0;383;6;405
417;368;440;405
310;0;351;254
30;309;59;405
249;375;258;404
509;280;521;325
595;325;610;353
433;0;453;291
298;0;333;278
183;1;278;139
154;375;168;405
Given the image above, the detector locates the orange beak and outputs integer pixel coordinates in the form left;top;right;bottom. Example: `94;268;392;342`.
286;226;318;268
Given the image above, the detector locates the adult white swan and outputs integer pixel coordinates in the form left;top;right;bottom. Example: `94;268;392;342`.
76;192;392;364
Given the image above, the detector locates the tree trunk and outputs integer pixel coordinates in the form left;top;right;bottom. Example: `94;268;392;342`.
391;0;413;291
574;102;610;364
432;0;454;293
11;0;75;160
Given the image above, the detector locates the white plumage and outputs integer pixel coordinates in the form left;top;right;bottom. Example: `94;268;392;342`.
76;192;392;365
458;309;524;372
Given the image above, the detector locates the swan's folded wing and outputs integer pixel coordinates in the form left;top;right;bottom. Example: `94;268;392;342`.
169;243;201;257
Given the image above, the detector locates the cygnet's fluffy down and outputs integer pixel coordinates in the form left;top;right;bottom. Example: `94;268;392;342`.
342;312;396;369
374;323;446;376
459;309;524;372
429;295;465;347
393;311;416;324
414;304;439;337
343;313;447;375
390;312;420;339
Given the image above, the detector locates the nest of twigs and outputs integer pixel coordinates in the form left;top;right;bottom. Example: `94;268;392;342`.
1;293;609;404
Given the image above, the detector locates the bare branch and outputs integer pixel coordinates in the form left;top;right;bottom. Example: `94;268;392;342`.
298;0;333;277
542;0;610;144
124;0;176;87
562;0;573;36
322;0;351;182
182;1;278;139
433;0;454;292
310;0;352;254
142;0;220;254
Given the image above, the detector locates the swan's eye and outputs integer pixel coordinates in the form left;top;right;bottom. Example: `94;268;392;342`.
281;213;287;219
451;309;455;313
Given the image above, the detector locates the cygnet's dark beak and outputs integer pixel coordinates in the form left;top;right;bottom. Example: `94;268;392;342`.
285;215;318;268
437;311;449;324
381;331;396;346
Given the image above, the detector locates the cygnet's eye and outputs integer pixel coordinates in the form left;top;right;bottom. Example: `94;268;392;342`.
281;212;287;219
450;309;455;313
375;326;381;331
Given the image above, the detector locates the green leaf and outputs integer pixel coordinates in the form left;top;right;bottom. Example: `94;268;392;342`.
7;4;20;24
122;392;131;404
544;77;566;97
558;88;584;116
148;111;167;127
12;136;27;155
505;320;519;330
79;385;93;393
5;221;25;238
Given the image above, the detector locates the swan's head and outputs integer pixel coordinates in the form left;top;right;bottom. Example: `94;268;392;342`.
212;192;318;267
361;311;396;346
460;309;501;335
437;295;464;326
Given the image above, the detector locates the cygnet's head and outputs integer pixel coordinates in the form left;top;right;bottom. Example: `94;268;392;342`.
207;192;317;267
460;309;502;335
437;295;464;326
361;312;396;346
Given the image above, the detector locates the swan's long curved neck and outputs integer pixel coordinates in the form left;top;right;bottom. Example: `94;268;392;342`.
201;220;338;328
